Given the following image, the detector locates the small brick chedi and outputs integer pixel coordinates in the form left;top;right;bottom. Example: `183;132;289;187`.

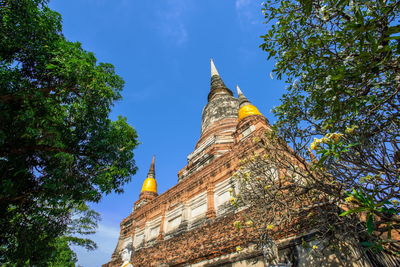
103;61;376;267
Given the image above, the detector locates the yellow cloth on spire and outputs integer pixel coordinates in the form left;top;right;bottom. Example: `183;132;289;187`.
238;104;262;121
141;177;157;193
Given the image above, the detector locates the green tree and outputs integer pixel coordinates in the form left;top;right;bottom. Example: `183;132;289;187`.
0;0;138;264
256;0;399;252
46;237;78;267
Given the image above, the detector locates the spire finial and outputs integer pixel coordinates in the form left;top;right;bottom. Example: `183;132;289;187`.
147;155;155;178
236;85;243;96
236;85;251;107
207;59;233;102
210;58;219;77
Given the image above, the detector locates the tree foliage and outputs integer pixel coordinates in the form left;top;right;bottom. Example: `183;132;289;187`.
234;0;399;256
0;0;138;264
233;136;366;262
43;237;78;267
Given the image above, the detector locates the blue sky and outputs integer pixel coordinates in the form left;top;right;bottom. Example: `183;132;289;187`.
49;0;286;266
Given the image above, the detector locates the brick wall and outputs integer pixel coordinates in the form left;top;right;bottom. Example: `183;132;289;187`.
106;211;259;267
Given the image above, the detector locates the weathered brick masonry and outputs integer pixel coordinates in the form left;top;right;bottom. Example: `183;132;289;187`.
131;211;257;266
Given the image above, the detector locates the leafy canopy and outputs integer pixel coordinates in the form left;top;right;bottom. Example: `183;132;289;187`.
0;0;138;264
260;0;399;251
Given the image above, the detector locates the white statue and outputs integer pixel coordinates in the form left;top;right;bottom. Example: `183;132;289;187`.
120;247;133;267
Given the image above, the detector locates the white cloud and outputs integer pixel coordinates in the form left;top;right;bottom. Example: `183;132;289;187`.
156;0;189;46
97;224;120;240
236;0;252;9
235;0;264;26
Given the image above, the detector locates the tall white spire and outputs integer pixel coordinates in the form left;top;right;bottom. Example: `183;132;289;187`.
210;58;219;77
236;85;243;96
